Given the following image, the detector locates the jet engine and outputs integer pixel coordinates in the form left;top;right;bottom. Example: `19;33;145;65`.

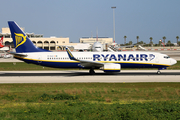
103;63;121;72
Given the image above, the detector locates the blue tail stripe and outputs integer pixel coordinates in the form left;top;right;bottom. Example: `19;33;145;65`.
8;21;51;53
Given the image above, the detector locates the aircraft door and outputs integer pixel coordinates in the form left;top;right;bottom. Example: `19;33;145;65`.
38;55;42;63
155;55;159;63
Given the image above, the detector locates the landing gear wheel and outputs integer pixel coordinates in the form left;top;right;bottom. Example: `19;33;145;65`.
157;70;161;75
89;69;95;75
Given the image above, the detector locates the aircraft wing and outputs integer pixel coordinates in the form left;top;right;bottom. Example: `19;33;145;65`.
66;47;104;68
77;59;104;68
117;44;135;48
109;44;135;51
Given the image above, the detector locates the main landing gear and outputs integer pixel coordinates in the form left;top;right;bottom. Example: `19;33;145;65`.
157;70;161;75
89;68;95;75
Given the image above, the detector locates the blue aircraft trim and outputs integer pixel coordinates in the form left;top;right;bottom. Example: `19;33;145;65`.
119;62;168;68
104;70;120;72
158;67;167;70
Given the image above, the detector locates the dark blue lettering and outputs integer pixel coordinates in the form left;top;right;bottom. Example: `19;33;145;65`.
101;54;109;61
127;54;135;61
109;54;117;61
93;54;101;61
136;54;139;61
118;54;126;61
140;54;148;61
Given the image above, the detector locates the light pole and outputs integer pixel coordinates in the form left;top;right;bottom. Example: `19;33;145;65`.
111;6;116;44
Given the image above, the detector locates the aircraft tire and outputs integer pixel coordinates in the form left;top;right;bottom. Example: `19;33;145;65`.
157;70;161;75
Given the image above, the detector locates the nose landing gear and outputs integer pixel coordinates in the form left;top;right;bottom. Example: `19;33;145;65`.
157;70;161;75
157;67;167;75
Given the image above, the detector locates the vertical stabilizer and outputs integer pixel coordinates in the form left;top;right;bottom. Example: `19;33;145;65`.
8;21;50;53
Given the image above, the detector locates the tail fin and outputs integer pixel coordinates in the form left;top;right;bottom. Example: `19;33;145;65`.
0;37;4;48
8;21;50;53
160;40;165;47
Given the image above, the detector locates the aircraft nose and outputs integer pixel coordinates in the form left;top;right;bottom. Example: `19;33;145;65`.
171;59;177;65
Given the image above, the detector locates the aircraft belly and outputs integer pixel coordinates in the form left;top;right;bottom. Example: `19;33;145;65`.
120;63;166;68
40;62;80;68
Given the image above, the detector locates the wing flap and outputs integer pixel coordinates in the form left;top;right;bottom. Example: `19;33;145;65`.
79;60;104;68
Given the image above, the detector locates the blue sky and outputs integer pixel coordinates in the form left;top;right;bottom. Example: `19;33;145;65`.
0;0;180;44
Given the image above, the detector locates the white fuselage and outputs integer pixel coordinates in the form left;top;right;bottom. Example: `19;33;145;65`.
16;51;177;69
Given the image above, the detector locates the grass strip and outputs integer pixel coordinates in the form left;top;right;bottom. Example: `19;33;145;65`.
0;83;180;119
0;101;180;119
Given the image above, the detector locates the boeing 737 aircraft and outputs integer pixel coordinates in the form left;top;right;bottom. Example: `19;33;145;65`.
8;21;177;74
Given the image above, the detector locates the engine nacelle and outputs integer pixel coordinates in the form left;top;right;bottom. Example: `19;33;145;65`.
103;63;121;72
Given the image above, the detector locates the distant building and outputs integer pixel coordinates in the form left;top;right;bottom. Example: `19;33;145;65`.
80;37;113;45
80;37;113;50
0;28;69;50
1;28;114;51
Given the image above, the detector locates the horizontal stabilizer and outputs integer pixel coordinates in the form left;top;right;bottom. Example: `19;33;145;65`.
9;52;27;57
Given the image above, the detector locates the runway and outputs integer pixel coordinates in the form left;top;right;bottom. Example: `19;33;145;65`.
0;70;179;83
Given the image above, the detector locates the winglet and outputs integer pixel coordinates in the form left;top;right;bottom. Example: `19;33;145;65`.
9;52;28;57
65;47;77;60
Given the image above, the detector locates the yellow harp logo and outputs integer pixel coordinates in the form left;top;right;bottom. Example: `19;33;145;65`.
14;33;27;48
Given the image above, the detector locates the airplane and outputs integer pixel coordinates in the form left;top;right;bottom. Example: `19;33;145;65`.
92;41;103;52
0;37;4;48
8;21;177;74
137;44;146;51
0;36;9;51
91;29;103;52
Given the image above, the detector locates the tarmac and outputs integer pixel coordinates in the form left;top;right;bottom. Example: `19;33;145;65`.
0;70;179;83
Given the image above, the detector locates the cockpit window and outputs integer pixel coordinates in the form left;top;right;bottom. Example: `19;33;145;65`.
164;56;170;59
